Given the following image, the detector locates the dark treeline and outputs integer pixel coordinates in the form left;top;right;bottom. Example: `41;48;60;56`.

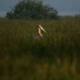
6;0;59;20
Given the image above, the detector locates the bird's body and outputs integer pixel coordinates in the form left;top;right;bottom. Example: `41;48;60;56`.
34;25;47;39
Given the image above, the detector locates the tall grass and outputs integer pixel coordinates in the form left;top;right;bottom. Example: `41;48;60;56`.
0;20;80;80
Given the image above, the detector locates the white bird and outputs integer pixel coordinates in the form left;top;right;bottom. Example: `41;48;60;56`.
34;25;47;39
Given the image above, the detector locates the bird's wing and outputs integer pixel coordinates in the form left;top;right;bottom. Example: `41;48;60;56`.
34;34;40;39
34;34;43;40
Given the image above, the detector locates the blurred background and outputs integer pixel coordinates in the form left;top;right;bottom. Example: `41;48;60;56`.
0;0;80;80
0;0;80;20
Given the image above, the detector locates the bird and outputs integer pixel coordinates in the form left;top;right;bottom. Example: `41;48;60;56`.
34;25;47;39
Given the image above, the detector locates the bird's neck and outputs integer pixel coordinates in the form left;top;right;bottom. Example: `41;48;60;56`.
38;27;41;34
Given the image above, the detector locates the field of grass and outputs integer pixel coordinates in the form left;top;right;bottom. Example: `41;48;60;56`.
0;20;80;80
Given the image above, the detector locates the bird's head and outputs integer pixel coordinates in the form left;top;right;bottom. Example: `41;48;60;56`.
37;25;47;33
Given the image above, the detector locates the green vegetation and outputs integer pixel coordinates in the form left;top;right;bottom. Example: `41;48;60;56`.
59;16;75;20
0;17;8;20
6;0;58;20
75;14;80;20
0;20;80;80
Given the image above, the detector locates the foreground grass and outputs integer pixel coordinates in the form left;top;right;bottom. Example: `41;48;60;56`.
0;55;80;80
0;20;80;80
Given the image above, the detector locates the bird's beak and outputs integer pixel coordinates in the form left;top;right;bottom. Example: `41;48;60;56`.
40;26;47;33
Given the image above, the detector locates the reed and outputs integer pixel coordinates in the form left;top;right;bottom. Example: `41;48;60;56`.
0;20;80;80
